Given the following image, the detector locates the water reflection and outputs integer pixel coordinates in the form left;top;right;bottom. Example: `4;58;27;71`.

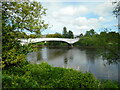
85;48;96;73
27;46;120;81
37;50;41;61
41;47;48;61
63;49;74;68
119;63;120;83
86;48;96;64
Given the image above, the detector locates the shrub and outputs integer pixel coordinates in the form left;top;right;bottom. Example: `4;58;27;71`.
2;62;120;88
100;80;120;88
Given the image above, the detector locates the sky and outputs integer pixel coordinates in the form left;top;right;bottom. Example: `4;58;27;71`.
30;0;119;35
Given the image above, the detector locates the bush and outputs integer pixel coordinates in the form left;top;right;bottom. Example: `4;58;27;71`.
2;74;39;88
2;62;120;88
100;80;120;88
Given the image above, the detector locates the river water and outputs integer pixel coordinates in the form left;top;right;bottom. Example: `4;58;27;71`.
27;46;120;81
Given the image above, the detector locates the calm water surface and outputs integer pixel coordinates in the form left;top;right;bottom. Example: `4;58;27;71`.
27;46;120;81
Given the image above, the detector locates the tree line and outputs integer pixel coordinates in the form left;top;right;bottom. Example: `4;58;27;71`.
74;29;120;64
45;27;74;38
17;27;74;39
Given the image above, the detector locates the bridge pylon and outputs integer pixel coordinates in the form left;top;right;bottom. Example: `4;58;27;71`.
69;44;73;47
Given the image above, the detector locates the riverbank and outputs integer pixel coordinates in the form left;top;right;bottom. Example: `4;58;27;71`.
2;62;120;88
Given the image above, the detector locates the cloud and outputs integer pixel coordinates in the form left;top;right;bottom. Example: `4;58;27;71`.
93;2;115;17
42;2;117;35
73;16;105;29
32;0;109;2
52;5;88;17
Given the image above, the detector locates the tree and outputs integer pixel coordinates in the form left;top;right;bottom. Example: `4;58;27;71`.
29;34;36;38
113;1;120;17
67;30;74;38
2;1;48;67
85;29;96;36
2;1;48;34
80;33;83;37
62;27;67;38
2;1;48;51
112;1;120;31
46;33;63;38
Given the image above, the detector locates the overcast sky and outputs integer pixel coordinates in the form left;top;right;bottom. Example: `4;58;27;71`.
39;1;118;35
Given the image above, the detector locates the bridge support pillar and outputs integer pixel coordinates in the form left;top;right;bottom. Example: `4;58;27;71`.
70;44;73;47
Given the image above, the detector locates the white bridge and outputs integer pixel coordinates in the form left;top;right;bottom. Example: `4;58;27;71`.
19;38;79;46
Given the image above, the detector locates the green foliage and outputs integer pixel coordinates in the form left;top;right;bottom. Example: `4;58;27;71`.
75;29;120;65
100;80;120;88
113;1;120;18
28;34;37;38
15;32;28;39
2;62;119;88
46;33;63;38
2;1;48;34
75;30;119;48
30;42;45;47
2;1;48;68
68;30;74;38
75;35;96;46
85;29;96;36
63;27;68;38
62;27;74;38
45;33;68;46
27;34;42;38
2;45;32;68
2;74;39;88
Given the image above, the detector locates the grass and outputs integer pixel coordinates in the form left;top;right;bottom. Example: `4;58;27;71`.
2;62;120;88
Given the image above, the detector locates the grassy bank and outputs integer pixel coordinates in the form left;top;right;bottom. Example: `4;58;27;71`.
2;62;120;88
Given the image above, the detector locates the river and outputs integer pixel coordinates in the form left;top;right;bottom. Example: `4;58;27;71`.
27;46;120;81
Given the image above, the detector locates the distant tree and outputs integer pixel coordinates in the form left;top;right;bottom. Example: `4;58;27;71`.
112;1;120;30
54;33;63;38
113;1;120;17
62;27;68;38
85;29;96;36
46;33;63;38
36;34;42;38
108;32;120;47
68;30;74;38
80;33;83;37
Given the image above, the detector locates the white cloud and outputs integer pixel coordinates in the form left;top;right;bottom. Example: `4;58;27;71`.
73;16;105;28
76;25;90;30
42;2;117;35
59;6;76;16
93;2;115;17
52;5;88;18
32;0;111;2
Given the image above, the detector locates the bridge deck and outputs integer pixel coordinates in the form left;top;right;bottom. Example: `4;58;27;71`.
19;38;79;45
